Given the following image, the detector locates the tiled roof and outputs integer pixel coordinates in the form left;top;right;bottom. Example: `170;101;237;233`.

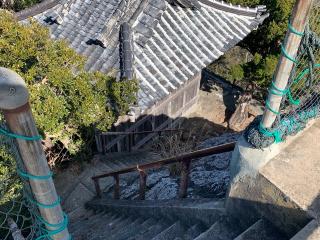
18;0;268;112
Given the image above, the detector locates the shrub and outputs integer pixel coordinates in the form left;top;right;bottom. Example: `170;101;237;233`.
0;0;41;11
214;0;296;91
0;11;138;163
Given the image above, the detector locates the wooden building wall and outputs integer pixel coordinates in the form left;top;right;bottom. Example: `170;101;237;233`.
96;73;201;153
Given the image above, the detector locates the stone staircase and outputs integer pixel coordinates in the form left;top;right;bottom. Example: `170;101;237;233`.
68;198;287;240
54;151;161;221
65;122;320;239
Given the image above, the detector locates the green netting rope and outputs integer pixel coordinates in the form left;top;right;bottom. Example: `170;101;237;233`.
0;127;42;141
17;168;53;180
258;122;282;143
288;22;305;37
247;13;320;148
0;126;71;240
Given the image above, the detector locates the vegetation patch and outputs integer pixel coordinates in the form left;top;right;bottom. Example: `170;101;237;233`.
0;11;138;165
210;0;295;93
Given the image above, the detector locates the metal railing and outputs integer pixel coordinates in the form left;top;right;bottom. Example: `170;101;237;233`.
92;142;236;200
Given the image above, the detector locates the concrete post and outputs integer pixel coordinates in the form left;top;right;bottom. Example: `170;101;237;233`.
0;68;70;240
261;0;314;128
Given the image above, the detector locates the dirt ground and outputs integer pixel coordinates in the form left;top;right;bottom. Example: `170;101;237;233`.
181;80;263;141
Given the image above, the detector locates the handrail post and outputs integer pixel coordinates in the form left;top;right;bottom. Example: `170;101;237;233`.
0;68;70;239
113;174;120;199
102;135;106;155
93;178;102;198
132;132;136;149
128;133;132;152
179;160;191;198
138;168;147;200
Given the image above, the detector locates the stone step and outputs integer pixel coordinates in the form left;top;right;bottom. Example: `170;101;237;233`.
110;218;147;240
86;198;225;227
69;211;106;232
106;157;130;169
290;220;320;240
133;220;171;240
72;214;121;238
86;216;136;240
234;219;287;240
183;224;207;240
194;218;243;240
151;221;185;240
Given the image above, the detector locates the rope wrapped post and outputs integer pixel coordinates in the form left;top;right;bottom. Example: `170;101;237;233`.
0;68;70;240
261;0;314;129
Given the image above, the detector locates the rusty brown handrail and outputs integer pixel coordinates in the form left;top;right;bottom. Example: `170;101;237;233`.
92;141;236;199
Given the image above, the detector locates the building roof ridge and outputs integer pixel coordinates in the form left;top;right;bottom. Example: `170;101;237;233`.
199;0;267;18
15;0;62;21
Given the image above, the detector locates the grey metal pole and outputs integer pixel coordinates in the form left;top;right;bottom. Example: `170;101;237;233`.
261;0;314;128
0;68;70;240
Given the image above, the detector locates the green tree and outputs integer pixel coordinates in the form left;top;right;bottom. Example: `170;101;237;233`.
0;11;138;160
0;0;41;11
223;0;295;90
228;64;244;84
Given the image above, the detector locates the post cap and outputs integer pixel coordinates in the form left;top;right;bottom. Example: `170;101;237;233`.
0;67;29;110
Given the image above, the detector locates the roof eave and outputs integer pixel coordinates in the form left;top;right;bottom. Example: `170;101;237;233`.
15;0;61;21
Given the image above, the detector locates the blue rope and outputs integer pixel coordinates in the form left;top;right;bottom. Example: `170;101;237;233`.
259;123;283;143
281;44;298;64
288;22;304;37
269;82;300;106
17;168;53;180
28;195;61;209
0;127;42;141
265;100;280;115
35;213;70;240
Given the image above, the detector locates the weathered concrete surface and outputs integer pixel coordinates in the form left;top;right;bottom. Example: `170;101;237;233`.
261;120;320;220
226;120;319;237
291;220;320;240
226;134;288;230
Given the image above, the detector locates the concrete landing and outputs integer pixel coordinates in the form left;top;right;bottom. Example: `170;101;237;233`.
261;120;320;220
227;120;320;238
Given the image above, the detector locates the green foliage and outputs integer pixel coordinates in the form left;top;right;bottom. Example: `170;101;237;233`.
0;0;41;11
228;64;244;83
0;142;21;204
0;11;137;158
221;0;296;89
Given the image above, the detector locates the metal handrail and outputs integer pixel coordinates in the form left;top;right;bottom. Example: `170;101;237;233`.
92;142;236;199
